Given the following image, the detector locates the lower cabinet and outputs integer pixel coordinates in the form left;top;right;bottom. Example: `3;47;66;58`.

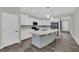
21;30;32;40
40;35;47;48
32;32;57;48
40;32;57;48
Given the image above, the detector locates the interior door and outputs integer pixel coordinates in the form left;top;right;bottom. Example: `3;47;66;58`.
2;12;19;47
61;20;69;31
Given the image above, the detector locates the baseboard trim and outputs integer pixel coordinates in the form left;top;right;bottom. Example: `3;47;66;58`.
70;32;79;45
73;36;79;45
61;31;70;33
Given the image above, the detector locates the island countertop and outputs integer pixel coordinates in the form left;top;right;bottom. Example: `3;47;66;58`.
31;29;58;36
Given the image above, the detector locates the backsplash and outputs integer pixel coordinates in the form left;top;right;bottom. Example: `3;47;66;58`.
20;25;31;31
21;25;51;31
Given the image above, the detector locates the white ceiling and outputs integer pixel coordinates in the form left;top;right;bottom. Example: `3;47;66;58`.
20;7;76;19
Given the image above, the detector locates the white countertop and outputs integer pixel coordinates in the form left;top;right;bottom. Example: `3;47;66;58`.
21;28;59;40
30;29;58;36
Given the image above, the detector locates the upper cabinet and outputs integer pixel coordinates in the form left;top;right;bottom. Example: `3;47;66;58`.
20;14;39;25
20;14;56;26
38;20;51;25
21;14;33;25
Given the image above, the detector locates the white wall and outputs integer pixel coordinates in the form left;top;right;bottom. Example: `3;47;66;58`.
0;8;2;47
70;8;79;45
69;15;74;37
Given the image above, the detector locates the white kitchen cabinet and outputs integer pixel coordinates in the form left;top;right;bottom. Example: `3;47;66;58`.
21;14;36;25
21;14;31;25
0;12;19;49
21;14;41;25
21;29;32;40
20;14;52;26
38;20;51;25
40;32;57;48
31;29;58;48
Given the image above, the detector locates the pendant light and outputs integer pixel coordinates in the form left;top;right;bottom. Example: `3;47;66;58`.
50;17;54;20
47;14;50;19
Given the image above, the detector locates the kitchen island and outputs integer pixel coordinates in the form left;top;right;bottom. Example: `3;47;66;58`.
31;29;58;48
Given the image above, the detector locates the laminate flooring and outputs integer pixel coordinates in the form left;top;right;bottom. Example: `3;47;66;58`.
0;32;79;52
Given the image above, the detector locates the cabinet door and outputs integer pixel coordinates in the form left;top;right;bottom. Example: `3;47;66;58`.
21;14;33;25
38;20;51;25
2;12;19;47
21;30;32;40
40;35;47;48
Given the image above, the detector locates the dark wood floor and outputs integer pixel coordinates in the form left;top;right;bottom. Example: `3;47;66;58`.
0;32;79;52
